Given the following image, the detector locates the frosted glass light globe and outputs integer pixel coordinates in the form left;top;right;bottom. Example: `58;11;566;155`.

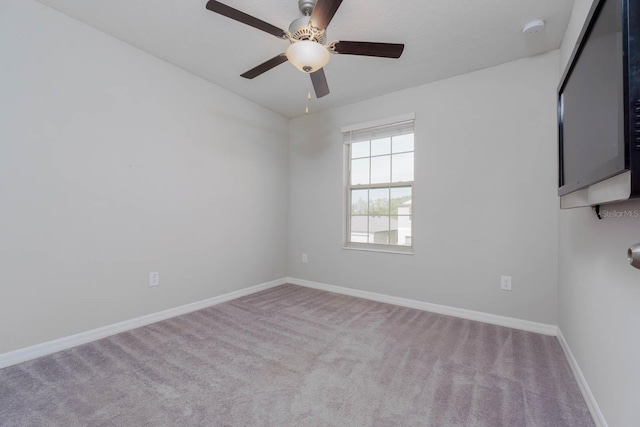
286;40;330;73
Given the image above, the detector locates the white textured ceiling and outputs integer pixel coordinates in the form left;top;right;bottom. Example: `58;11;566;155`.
36;0;574;118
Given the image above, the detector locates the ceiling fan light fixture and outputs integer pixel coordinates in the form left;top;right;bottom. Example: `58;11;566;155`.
286;40;330;73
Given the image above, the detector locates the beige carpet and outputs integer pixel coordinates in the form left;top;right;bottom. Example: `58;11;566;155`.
0;284;594;426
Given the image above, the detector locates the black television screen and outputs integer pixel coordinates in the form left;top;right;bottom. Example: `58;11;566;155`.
558;0;640;205
559;0;625;196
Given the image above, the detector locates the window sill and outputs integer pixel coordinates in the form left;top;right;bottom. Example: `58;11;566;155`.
342;244;414;255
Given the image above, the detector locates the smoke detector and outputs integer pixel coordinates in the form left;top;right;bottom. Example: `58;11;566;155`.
522;19;545;36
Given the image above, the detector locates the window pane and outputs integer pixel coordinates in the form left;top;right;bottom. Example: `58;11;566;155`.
392;152;414;183
351;189;368;215
393;215;412;246
370;155;391;184
351;141;369;159
369;188;389;215
350;216;368;243
390;187;412;215
345;121;414;249
369;215;390;244
389;215;399;245
351;158;369;185
371;137;391;156
392;133;414;153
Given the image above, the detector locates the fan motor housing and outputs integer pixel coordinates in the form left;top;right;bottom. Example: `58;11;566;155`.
289;16;326;44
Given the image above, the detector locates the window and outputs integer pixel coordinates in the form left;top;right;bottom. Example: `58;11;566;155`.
343;115;415;253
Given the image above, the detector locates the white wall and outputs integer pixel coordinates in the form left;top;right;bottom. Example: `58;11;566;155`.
558;1;640;426
6;2;635;424
0;0;289;354
288;51;560;324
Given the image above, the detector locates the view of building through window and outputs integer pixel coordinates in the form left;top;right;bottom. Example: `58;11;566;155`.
347;130;414;248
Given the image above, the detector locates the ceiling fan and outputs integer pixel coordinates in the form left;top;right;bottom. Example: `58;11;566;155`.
205;0;405;99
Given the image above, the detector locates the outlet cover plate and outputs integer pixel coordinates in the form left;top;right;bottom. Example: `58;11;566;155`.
149;272;160;287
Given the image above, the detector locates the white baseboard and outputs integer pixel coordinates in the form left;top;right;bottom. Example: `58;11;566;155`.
285;277;558;336
557;328;608;427
0;278;287;369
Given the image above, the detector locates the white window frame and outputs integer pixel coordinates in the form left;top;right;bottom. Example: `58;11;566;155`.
342;113;415;255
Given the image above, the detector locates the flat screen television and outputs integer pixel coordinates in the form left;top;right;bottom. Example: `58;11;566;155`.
558;0;640;208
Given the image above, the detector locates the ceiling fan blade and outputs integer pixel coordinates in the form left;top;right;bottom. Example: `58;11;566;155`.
333;41;405;58
206;0;287;38
241;54;288;79
310;0;343;30
310;68;330;98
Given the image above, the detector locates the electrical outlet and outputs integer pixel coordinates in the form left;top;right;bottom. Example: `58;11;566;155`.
500;275;512;291
149;272;160;287
302;253;308;263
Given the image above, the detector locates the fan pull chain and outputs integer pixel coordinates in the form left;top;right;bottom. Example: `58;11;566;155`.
305;86;312;114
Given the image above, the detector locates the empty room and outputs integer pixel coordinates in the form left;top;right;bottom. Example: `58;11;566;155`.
1;0;639;426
